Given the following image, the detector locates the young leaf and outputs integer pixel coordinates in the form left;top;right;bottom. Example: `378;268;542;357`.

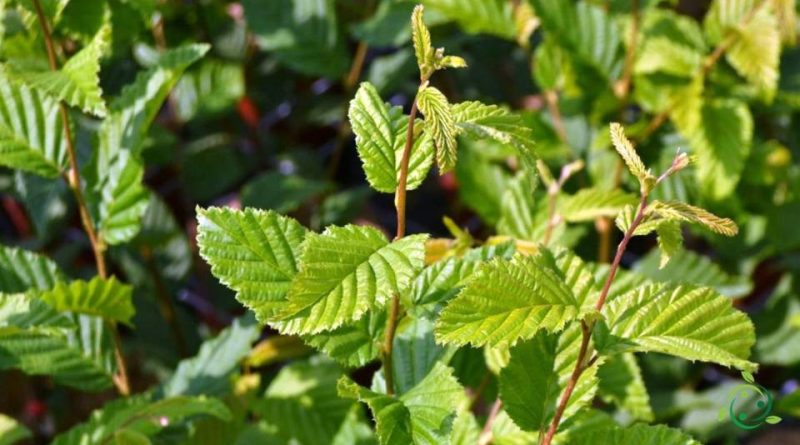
499;327;602;433
705;0;780;100
0;73;68;178
338;362;463;444
279;226;426;335
0;293;74;331
650;200;738;236
6;26;109;116
36;276;134;325
655;220;683;268
349;82;434;193
435;253;582;348
450;101;537;155
417;85;458;173
609;123;654;192
603;283;757;372
51;395;232;445
0;244;64;292
196;207;307;322
411;5;435;79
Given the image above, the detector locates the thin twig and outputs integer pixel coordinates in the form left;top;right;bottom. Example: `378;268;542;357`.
382;76;425;395
540;194;649;445
478;399;503;445
31;0;129;395
641;0;769;139
544;90;567;144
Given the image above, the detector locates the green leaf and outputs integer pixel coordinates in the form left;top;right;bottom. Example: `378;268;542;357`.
765;415;782;424
405;243;516;320
450;101;536;156
36;276;134;325
705;0;780;100
0;309;116;391
499;327;602;433
172;59;244;122
496;173;548;242
349;82;434;193
90;44;208;245
0;413;31;445
655;220;682;268
0;293;73;332
530;0;622;78
303;309;386;368
390;316;452;394
609;123;654;192
650;200;738;236
339;362;463;445
279;226;426;334
679;98;753;200
558;188;638;222
196;207;307;322
597;353;654;421
0;244;64;292
417;86;458;173
634;10;706;79
421;0;515;40
161;314;260;397
115;429;151;445
634;249;751;298
567;423;701;445
256;359;355;445
51;395;232;445
6;26;109;116
603;283;757;372
241;172;330;213
411;4;435;79
435;253;582;348
243;0;348;78
0;72;68;178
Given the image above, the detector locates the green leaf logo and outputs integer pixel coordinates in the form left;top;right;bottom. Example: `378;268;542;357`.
723;373;780;430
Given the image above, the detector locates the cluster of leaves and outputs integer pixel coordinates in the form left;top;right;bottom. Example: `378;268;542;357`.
0;0;799;444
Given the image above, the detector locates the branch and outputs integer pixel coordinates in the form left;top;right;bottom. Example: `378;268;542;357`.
540;194;649;445
382;79;424;396
31;0;129;396
641;0;769;139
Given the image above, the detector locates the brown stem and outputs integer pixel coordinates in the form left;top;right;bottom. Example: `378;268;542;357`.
540;195;649;445
544;90;567;144
641;0;769;139
382;88;422;396
31;0;129;395
478;399;503;445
